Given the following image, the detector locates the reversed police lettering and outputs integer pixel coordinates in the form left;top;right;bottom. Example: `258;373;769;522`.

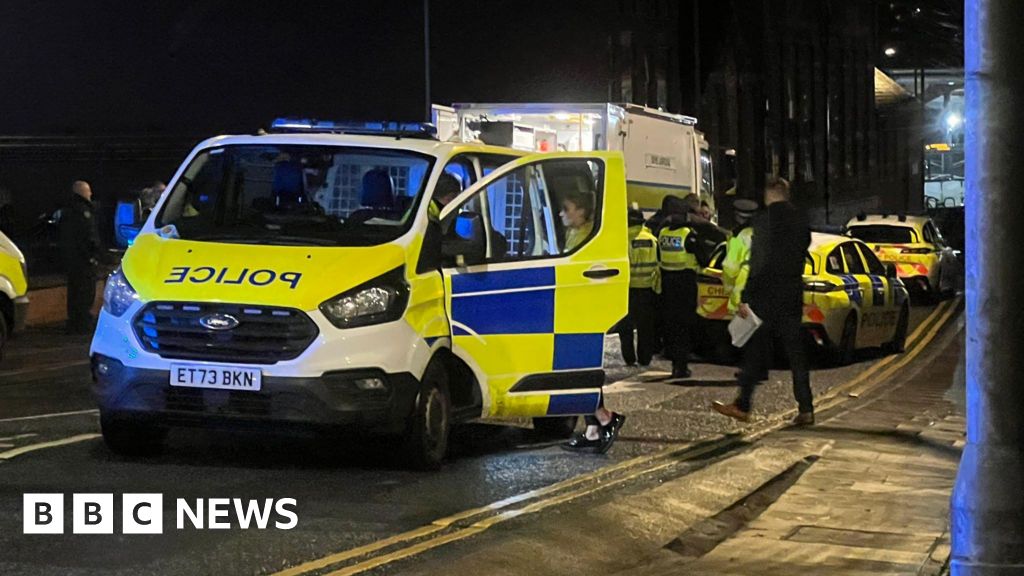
163;267;303;289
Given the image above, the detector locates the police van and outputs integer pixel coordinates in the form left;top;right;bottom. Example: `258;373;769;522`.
90;119;629;467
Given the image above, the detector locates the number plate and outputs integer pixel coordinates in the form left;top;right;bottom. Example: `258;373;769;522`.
169;363;262;392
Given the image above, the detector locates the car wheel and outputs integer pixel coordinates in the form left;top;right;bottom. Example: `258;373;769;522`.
402;362;451;470
100;412;166;456
833;313;858;366
532;416;579;439
884;304;909;354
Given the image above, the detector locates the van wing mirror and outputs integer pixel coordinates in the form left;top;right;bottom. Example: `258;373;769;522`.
441;211;486;266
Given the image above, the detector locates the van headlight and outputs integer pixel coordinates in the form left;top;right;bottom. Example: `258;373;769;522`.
319;268;409;329
103;267;139;317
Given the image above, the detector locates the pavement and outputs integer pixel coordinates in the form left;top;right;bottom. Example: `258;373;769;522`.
0;299;962;575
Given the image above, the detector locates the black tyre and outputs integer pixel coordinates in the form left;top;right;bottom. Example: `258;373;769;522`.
100;412;166;456
884;304;910;354
532;416;579;439
402;362;451;470
833;313;858;366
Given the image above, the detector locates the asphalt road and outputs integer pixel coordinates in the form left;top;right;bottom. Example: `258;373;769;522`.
0;302;951;576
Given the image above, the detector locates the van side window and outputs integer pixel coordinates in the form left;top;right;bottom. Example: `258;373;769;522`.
447;159;603;263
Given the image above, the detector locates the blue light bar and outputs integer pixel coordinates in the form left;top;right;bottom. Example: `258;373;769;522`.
269;118;437;138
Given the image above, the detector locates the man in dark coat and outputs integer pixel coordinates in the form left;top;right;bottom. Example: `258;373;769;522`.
59;180;102;334
712;177;815;425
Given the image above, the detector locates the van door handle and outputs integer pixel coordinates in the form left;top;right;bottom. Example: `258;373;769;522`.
583;268;620;279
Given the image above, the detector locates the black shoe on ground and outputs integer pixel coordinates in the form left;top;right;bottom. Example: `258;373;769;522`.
598;413;627;454
672;366;692;379
791;411;815;426
561;433;603;453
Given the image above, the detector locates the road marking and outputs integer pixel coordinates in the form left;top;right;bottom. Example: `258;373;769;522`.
0;409;99;423
272;300;960;576
0;434;100;460
0;433;38;442
0;359;91;380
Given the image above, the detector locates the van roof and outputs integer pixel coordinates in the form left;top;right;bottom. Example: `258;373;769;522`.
194;133;527;159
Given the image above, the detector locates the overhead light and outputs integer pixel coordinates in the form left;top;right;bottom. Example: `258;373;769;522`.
884;47;897;57
945;113;963;130
948;81;956;86
553;113;572;121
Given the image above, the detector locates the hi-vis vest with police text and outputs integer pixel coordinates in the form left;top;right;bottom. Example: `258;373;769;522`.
628;224;658;289
658;226;699;272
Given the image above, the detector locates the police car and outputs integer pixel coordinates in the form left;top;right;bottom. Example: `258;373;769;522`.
89;119;629;467
0;230;29;359
845;214;958;299
697;232;910;364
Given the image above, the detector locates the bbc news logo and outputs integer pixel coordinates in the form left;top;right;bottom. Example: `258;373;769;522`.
23;494;298;534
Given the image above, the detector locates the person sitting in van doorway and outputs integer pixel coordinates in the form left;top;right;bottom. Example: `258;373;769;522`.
560;190;594;252
560;189;626;453
59;180;102;335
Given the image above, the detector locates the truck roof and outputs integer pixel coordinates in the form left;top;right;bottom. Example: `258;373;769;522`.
453;102;698;126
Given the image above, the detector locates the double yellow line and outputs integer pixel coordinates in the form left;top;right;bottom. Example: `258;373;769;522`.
273;298;961;576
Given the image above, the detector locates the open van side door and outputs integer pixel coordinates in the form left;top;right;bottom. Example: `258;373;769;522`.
439;152;629;418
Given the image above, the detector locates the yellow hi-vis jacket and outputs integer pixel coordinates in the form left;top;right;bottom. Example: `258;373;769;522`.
658;225;699;272
722;225;753;313
628;224;659;290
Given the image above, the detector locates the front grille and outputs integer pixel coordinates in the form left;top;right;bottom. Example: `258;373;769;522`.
133;302;319;364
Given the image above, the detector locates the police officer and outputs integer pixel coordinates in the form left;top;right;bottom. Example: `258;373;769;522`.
59;180;102;334
722;199;766;381
617;208;659;366
428;173;462;221
722;199;758;316
658;194;704;378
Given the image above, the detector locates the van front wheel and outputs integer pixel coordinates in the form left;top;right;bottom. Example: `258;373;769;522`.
402;363;451;470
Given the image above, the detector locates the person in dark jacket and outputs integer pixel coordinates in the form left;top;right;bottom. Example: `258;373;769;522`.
712;177;815;425
59;181;102;334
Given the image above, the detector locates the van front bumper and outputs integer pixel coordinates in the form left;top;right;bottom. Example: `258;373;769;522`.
90;354;420;435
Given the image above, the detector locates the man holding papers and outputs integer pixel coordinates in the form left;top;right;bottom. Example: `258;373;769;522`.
713;178;814;425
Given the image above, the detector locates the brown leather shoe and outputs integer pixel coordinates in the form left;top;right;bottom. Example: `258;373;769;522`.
792;411;815;426
711;401;751;422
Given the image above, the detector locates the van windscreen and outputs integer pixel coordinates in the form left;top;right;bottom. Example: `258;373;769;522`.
156;144;434;247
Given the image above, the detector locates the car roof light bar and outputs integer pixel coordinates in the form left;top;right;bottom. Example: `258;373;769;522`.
269;118;437;139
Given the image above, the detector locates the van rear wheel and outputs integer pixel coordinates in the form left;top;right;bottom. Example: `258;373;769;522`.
100;412;166;456
532;416;579;439
402;363;451;470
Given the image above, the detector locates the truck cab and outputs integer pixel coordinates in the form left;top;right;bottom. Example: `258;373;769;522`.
89;120;629;468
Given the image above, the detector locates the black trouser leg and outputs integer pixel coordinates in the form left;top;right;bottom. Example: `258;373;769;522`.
633;289;657;365
616;300;637;365
777;314;813;413
663;271;697;372
737;323;769;413
66;271;95;331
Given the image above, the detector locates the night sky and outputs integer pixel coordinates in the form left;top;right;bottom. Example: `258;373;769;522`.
0;0;616;136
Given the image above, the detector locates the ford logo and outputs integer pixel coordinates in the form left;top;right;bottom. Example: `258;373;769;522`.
199;313;240;331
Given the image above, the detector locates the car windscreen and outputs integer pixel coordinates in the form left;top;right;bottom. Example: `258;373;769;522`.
156;144;434;247
847;225;918;244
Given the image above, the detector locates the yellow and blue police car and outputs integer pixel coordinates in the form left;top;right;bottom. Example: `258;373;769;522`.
0;230;29;359
89;119;629;467
697;232;910;364
845;214;958;299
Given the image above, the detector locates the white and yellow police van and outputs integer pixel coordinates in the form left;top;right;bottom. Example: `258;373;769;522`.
90;119;628;467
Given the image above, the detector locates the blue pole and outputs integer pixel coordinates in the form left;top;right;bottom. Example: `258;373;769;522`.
950;1;1024;573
